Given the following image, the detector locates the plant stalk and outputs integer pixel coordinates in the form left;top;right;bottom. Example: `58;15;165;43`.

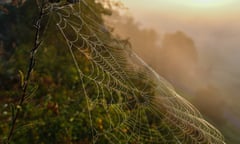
6;2;45;143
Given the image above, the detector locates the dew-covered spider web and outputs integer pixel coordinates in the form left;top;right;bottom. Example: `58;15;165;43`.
38;0;226;143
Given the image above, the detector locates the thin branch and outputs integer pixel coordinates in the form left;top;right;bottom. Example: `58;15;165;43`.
6;2;45;143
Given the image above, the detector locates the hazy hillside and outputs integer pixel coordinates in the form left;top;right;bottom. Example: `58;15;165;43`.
107;11;240;143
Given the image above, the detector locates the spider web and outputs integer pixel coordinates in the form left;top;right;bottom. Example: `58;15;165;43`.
40;1;226;143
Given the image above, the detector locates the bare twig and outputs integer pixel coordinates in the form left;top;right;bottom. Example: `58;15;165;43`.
6;2;45;143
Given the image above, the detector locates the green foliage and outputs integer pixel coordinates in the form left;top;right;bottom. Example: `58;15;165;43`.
0;0;109;143
0;0;139;143
0;1;226;144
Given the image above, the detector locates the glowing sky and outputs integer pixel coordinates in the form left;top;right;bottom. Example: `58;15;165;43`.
172;0;235;8
120;0;240;52
121;0;239;25
121;0;236;9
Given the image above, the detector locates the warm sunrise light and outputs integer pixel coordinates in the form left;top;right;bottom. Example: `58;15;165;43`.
121;0;238;23
121;0;235;10
188;0;231;8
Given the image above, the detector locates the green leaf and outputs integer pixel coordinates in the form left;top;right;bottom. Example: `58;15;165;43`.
18;70;25;87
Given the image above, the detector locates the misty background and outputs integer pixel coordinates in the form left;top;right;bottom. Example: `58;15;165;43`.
105;2;240;143
0;0;239;143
